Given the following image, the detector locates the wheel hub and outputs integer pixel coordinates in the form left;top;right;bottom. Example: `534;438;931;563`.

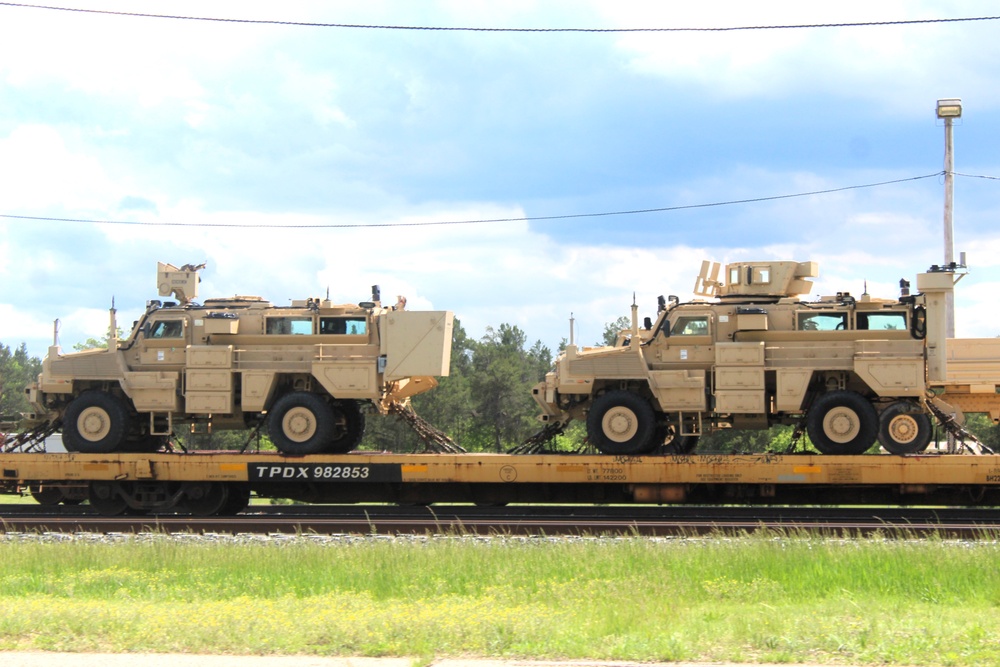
282;407;317;443
602;407;639;443
822;407;860;444
77;407;111;442
888;414;919;444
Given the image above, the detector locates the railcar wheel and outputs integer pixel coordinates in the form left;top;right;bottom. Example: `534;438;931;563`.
328;400;365;454
88;482;128;516
268;392;336;455
181;482;229;516
878;401;933;454
63;391;130;453
806;390;878;455
29;484;63;506
587;390;656;455
220;484;252;515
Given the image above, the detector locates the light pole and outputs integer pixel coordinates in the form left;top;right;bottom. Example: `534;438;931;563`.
936;97;961;338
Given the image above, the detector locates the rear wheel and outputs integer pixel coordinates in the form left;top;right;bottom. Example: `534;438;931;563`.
63;391;130;453
806;390;878;455
665;435;699;454
328;401;365;454
587;390;656;455
878;401;933;454
657;425;699;454
122;435;168;453
268;392;336;455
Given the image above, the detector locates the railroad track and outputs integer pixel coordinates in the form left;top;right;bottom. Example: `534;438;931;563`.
2;504;1000;537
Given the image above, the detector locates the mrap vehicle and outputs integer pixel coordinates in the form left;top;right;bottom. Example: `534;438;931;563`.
21;263;454;456
532;259;1000;457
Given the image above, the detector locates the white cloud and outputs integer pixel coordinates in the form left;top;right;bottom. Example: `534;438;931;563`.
0;304;55;347
0;125;122;210
599;0;1000;111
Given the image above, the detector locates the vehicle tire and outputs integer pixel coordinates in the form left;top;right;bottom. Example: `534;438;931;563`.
122;435;167;453
806;390;879;455
268;392;336;455
878;401;933;454
62;391;130;454
657;425;699;454
587;390;657;455
328;400;365;454
665;435;699;455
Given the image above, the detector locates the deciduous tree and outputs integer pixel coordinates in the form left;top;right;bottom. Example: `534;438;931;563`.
0;342;42;418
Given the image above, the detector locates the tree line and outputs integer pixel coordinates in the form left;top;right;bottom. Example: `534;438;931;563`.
363;320;555;452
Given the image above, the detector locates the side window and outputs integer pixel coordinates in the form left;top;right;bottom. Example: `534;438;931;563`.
729;267;741;286
797;313;847;331
265;317;313;335
319;317;368;335
670;316;709;336
752;267;771;284
148;320;184;339
857;312;906;331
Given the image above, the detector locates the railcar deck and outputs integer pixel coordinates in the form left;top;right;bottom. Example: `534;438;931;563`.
5;451;1000;508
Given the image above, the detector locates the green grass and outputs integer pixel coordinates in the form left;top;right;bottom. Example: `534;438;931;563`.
1;493;47;505
0;532;998;664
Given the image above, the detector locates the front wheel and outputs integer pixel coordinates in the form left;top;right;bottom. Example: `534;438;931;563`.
586;390;656;455
878;401;933;454
63;391;130;453
806;390;878;455
268;392;336;455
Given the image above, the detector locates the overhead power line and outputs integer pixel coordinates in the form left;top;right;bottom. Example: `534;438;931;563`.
0;172;945;230
0;2;998;32
954;171;1000;181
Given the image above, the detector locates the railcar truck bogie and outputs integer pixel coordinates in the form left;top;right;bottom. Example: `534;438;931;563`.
23;263;454;456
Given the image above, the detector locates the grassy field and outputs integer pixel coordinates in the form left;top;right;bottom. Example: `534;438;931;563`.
0;532;997;665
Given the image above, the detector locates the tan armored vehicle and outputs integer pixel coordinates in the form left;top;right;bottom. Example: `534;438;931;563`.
26;263;453;455
533;259;998;456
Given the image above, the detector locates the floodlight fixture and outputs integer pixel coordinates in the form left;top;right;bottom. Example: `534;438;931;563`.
936;98;962;119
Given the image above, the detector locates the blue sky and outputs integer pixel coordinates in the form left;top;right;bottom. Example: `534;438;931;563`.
2;0;1000;358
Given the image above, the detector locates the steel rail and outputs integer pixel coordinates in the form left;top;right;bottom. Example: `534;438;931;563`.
2;505;999;537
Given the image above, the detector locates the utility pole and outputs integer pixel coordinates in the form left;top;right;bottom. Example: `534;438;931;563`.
936;97;962;339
